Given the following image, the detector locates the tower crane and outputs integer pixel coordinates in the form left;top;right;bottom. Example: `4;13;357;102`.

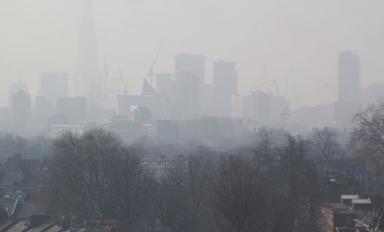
146;48;161;86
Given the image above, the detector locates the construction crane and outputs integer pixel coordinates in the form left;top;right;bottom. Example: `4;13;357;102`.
273;80;280;96
146;48;161;86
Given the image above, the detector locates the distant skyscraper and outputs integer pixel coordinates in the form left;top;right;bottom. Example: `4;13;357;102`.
213;61;237;117
335;51;361;127
243;91;271;126
8;82;28;107
175;54;205;85
76;0;101;109
173;54;205;119
11;89;31;135
172;72;201;120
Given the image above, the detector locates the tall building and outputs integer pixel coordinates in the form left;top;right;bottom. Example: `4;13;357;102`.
242;91;290;128
173;54;205;120
243;91;271;126
172;72;201;120
175;54;205;84
8;82;28;107
76;0;101;109
213;61;237;117
11;90;31;135
335;51;361;127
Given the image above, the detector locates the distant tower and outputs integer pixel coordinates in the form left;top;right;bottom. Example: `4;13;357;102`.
335;51;361;127
175;54;205;85
76;0;101;109
173;54;205;119
11;89;31;135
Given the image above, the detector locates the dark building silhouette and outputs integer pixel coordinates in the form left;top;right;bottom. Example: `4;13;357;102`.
335;51;361;127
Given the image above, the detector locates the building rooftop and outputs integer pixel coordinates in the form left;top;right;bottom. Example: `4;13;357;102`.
341;194;359;200
352;199;372;205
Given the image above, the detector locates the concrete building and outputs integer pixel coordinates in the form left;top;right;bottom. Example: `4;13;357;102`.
175;54;205;85
171;73;200;120
173;54;205;120
243;91;271;126
242;91;290;128
11;90;31;135
335;51;361;128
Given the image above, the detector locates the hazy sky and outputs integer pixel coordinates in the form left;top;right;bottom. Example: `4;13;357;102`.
0;0;384;108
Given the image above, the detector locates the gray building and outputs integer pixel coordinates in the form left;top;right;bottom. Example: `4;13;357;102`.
173;54;205;120
11;90;31;135
335;51;361;127
175;54;205;85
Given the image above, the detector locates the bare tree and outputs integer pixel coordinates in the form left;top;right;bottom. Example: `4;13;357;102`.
351;104;384;193
311;127;341;161
255;130;277;175
279;135;320;232
212;155;270;232
185;146;217;232
154;158;189;230
46;129;149;226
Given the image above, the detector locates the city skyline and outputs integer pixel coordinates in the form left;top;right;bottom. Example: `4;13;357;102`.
1;0;384;107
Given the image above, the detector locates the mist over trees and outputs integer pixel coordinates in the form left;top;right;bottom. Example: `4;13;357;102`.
1;104;384;231
40;128;326;232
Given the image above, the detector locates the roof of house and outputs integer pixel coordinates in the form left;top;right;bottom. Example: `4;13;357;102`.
352;199;372;205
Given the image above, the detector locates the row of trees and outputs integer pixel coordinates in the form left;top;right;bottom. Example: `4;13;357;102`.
44;129;324;232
